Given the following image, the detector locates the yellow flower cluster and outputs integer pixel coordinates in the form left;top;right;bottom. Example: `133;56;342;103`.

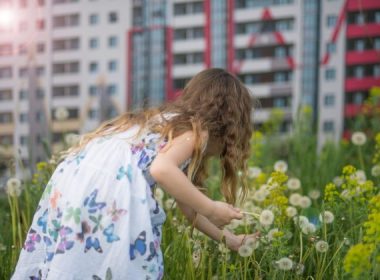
344;195;380;277
373;132;380;165
324;183;339;202
343;243;375;278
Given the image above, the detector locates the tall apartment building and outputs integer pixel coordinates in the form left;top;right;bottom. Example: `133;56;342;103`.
129;0;320;133
318;0;380;148
0;0;131;177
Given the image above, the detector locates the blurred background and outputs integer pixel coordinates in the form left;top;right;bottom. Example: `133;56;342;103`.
0;0;379;183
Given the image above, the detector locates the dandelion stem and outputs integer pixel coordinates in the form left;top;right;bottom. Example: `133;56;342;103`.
241;211;260;218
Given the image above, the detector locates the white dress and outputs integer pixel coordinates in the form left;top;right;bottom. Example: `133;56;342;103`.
11;123;192;280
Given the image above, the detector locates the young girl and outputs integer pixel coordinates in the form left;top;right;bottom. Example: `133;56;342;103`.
11;68;256;279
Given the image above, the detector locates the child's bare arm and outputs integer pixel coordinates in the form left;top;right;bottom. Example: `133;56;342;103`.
150;130;243;228
176;200;245;251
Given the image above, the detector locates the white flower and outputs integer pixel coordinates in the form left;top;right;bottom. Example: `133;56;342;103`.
333;176;343;187
351;131;367;146
238;245;253;257
289;193;302;206
0;243;6;251
259;184;270;196
227;219;242;230
340;189;352;200
248;167;262;178
299;196;311;209
319;211;334;224
244;237;259;249
308;189;321;200
54;106;69;121
294;216;309;228
259;209;274;226
295;263;305;275
301;223;316;235
315;240;329;253
253;190;267;202
6;178;22;197
351;170;366;184
218;243;230;254
154;187;164;201
276;257;293;271
371;165;380;177
287;178;301;190
267;228;279;241
64;133;80;146
192;250;201;266
286;206;297;218
274;160;288;173
164;198;176;209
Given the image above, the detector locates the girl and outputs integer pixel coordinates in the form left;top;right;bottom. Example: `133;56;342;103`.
11;68;257;280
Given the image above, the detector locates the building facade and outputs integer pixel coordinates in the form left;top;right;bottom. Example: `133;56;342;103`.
0;0;131;177
318;0;380;148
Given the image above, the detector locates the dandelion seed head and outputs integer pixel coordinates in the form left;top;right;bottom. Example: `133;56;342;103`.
315;240;329;253
351;131;366;146
274;160;288;173
299;196;312;209
259;210;274;226
319;211;335;224
287;178;301;190
238;245;253;257
275;257;293;270
286;206;297;218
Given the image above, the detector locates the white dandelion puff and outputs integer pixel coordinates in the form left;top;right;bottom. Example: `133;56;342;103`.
259;210;274;226
294;216;309;228
248;167;262;179
301;223;316;235
54;106;69;121
319;211;335;224
164;198;176;209
244;237;259;250
287;178;301;190
289;193;302;206
308;189;321;200
275;257;293;271
286;206;297;218
267;228;280;241
315;240;329;253
274;160;288;173
299;196;312;209
333;176;344;187
351;131;367;146
253;190;267;202
6;178;22;197
238;245;253;257
371;165;380;177
64;133;80;146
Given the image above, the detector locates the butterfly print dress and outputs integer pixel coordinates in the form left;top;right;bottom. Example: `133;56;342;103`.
11;121;192;280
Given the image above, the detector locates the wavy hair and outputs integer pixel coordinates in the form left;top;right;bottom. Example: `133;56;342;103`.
60;68;256;205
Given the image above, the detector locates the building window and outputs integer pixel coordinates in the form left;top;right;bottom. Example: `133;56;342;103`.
108;60;117;72
354;40;365;51
0;112;13;123
353;92;365;104
354;66;364;78
0;66;12;79
324;94;335;106
88;109;98;119
355;13;365;25
0;89;12;101
36;111;44;122
36;19;45;30
375;38;380;50
89;14;99;25
327;15;337;27
326;42;336;54
107;84;117;95
325;68;336;80
20;135;28;145
323;121;334;132
108;36;118;47
19;90;27;100
36;88;44;99
89;62;98;73
19;113;27;122
375;11;380;23
109;12;118;23
174;2;203;15
274;46;286;58
89;85;97;96
89;38;99;49
374;65;380;77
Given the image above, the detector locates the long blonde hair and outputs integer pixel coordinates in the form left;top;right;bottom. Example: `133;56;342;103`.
60;68;256;204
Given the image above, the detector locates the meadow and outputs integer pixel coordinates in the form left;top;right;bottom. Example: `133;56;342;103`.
0;87;379;280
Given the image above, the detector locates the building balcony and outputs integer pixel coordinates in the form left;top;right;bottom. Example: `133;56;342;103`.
238;57;291;73
345;76;380;91
246;82;292;98
173;39;205;52
253;107;292;123
346;50;380;65
347;0;380;11
0;123;14;134
172;64;204;78
51;119;80;132
347;23;380;38
234;31;297;49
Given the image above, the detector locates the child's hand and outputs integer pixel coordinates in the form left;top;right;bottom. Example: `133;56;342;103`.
226;232;260;252
206;201;243;228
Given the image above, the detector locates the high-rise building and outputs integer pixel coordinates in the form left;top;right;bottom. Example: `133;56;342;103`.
318;0;380;148
0;0;131;177
130;0;317;134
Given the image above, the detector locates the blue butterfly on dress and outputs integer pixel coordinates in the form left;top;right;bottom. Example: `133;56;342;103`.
28;268;42;280
129;231;147;260
137;150;150;169
55;226;74;254
84;236;103;253
74;150;86;165
84;189;106;214
103;223;120;243
42;236;55;262
23;228;41;252
145;241;158;262
116;165;133;182
37;209;48;234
